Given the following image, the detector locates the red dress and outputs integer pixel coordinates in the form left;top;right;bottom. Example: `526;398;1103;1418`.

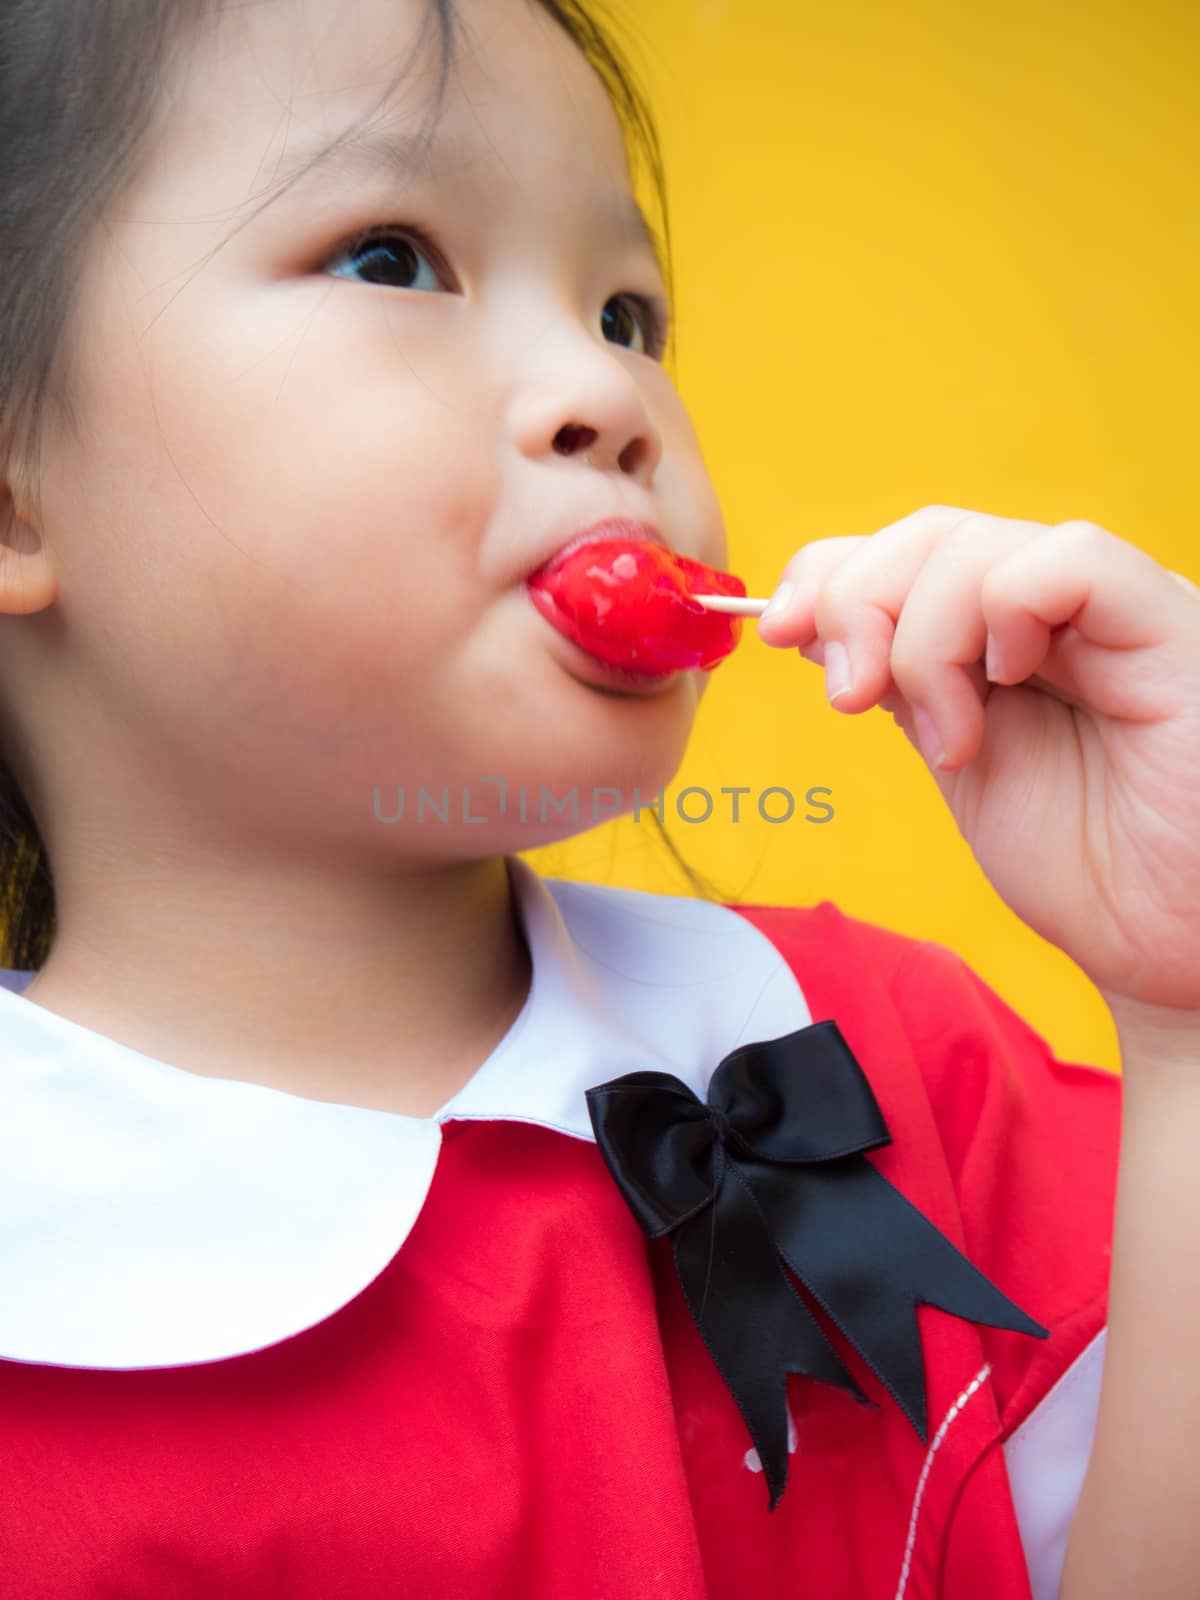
0;856;1118;1598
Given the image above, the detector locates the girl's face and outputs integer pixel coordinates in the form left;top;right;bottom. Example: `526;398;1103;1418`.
11;0;728;863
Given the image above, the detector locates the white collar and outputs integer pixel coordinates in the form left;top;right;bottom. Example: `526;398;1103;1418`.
0;857;811;1370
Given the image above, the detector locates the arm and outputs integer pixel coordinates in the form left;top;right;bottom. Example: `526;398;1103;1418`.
1059;999;1200;1599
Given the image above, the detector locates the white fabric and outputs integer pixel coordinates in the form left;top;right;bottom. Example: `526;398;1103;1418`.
1003;1328;1107;1600
0;855;809;1369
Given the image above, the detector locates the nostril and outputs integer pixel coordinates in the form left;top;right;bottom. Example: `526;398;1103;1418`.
618;439;648;474
553;424;597;455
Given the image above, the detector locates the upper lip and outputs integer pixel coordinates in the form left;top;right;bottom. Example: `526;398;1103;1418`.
525;516;668;582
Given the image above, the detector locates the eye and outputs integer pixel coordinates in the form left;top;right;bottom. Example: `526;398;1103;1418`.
326;226;449;291
324;225;670;360
602;293;670;361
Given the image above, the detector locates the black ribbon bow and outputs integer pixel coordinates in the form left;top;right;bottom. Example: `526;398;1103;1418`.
585;1021;1049;1511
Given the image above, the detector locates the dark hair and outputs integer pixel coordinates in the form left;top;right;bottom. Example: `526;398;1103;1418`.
0;0;729;970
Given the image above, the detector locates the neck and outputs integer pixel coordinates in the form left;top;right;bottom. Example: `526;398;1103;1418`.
19;852;531;1118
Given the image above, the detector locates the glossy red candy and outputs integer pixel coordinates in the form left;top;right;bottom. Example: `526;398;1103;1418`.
526;538;747;675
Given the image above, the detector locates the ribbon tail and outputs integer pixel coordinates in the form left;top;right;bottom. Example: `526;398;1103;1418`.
671;1159;875;1512
748;1156;1050;1444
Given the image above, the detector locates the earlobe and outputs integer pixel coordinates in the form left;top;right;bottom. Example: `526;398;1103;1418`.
0;481;58;614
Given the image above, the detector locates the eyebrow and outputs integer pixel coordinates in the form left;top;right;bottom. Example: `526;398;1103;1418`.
271;126;666;269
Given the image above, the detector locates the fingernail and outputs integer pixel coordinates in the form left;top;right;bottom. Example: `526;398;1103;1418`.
824;640;853;701
760;581;795;622
912;705;945;769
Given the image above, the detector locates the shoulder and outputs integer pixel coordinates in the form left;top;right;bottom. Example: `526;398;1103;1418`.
722;892;1119;1189
722;896;920;992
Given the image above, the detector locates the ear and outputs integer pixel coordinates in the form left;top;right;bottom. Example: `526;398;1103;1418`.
0;434;57;615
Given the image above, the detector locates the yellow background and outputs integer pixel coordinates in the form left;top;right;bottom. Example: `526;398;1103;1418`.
523;0;1200;1076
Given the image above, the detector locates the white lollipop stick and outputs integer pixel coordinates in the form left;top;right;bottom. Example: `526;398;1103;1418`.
690;594;771;617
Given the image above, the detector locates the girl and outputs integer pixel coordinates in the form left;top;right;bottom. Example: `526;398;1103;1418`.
0;1;1196;1596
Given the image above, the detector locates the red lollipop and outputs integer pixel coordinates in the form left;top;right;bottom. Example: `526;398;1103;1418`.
526;537;747;675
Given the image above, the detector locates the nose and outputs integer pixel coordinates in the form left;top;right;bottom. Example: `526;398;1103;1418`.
510;334;664;489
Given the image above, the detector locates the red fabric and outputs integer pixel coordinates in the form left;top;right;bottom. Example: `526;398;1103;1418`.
0;901;1120;1598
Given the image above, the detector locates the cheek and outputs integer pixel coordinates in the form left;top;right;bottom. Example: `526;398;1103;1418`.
197;540;485;752
202;458;490;747
145;312;470;564
87;297;494;724
45;423;484;764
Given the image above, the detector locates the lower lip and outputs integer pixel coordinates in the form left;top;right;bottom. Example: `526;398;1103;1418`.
527;592;683;697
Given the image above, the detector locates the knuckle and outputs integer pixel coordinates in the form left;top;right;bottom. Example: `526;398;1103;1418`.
947;513;995;544
778;542;831;583
888;614;937;693
821;567;860;606
978;564;1010;608
811;571;859;632
912;503;970;526
893;504;949;537
1055;518;1109;550
774;552;809;587
888;637;923;683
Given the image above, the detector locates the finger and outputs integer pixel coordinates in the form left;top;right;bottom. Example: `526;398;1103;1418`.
978;522;1200;722
883;515;1053;764
755;537;871;648
800;509;1047;729
797;636;962;756
755;504;1000;651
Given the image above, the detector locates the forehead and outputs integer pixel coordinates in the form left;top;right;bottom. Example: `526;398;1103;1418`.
147;0;634;206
